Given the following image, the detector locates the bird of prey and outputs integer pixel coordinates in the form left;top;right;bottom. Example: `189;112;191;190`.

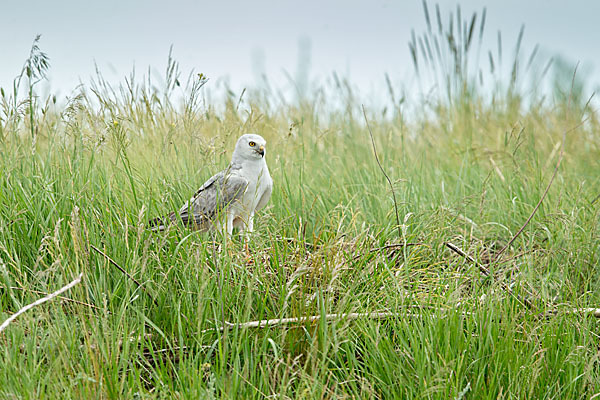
149;134;273;236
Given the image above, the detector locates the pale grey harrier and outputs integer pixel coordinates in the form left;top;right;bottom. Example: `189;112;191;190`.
149;134;273;235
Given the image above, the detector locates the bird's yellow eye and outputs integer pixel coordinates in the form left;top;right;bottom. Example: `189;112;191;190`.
249;141;256;147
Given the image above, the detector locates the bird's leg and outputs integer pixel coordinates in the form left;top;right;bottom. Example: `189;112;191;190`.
218;211;234;255
244;212;255;262
246;212;255;234
226;211;235;237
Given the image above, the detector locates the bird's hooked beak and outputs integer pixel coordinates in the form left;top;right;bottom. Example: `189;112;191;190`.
257;145;265;157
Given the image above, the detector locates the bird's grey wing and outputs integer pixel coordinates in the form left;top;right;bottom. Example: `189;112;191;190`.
178;172;248;230
176;171;223;225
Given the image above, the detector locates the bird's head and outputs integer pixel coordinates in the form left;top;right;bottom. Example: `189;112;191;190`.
232;133;267;162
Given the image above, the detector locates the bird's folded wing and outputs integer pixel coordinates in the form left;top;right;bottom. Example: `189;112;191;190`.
178;172;248;229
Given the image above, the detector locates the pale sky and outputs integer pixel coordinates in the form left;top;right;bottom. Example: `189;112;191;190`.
1;0;599;100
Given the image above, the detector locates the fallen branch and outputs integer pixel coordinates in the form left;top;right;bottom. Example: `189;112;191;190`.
0;272;83;334
203;311;427;333
90;244;158;307
6;286;100;311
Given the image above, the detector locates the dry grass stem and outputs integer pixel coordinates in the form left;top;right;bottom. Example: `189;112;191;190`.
90;244;158;307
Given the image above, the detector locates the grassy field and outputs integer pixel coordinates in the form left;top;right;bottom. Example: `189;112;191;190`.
1;9;600;399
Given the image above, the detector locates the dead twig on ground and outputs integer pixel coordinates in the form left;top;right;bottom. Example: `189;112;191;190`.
5;286;100;311
203;312;405;333
0;272;83;334
202;310;469;333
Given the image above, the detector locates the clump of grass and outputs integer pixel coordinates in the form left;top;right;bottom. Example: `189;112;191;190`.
0;5;599;398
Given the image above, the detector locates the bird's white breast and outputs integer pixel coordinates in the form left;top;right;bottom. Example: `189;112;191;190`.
235;158;272;215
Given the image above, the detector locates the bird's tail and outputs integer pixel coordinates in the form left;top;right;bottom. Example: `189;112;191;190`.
147;212;176;232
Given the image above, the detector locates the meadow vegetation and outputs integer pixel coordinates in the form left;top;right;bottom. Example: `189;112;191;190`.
1;4;599;398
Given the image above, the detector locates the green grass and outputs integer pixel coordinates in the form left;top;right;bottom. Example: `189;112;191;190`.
1;12;600;399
